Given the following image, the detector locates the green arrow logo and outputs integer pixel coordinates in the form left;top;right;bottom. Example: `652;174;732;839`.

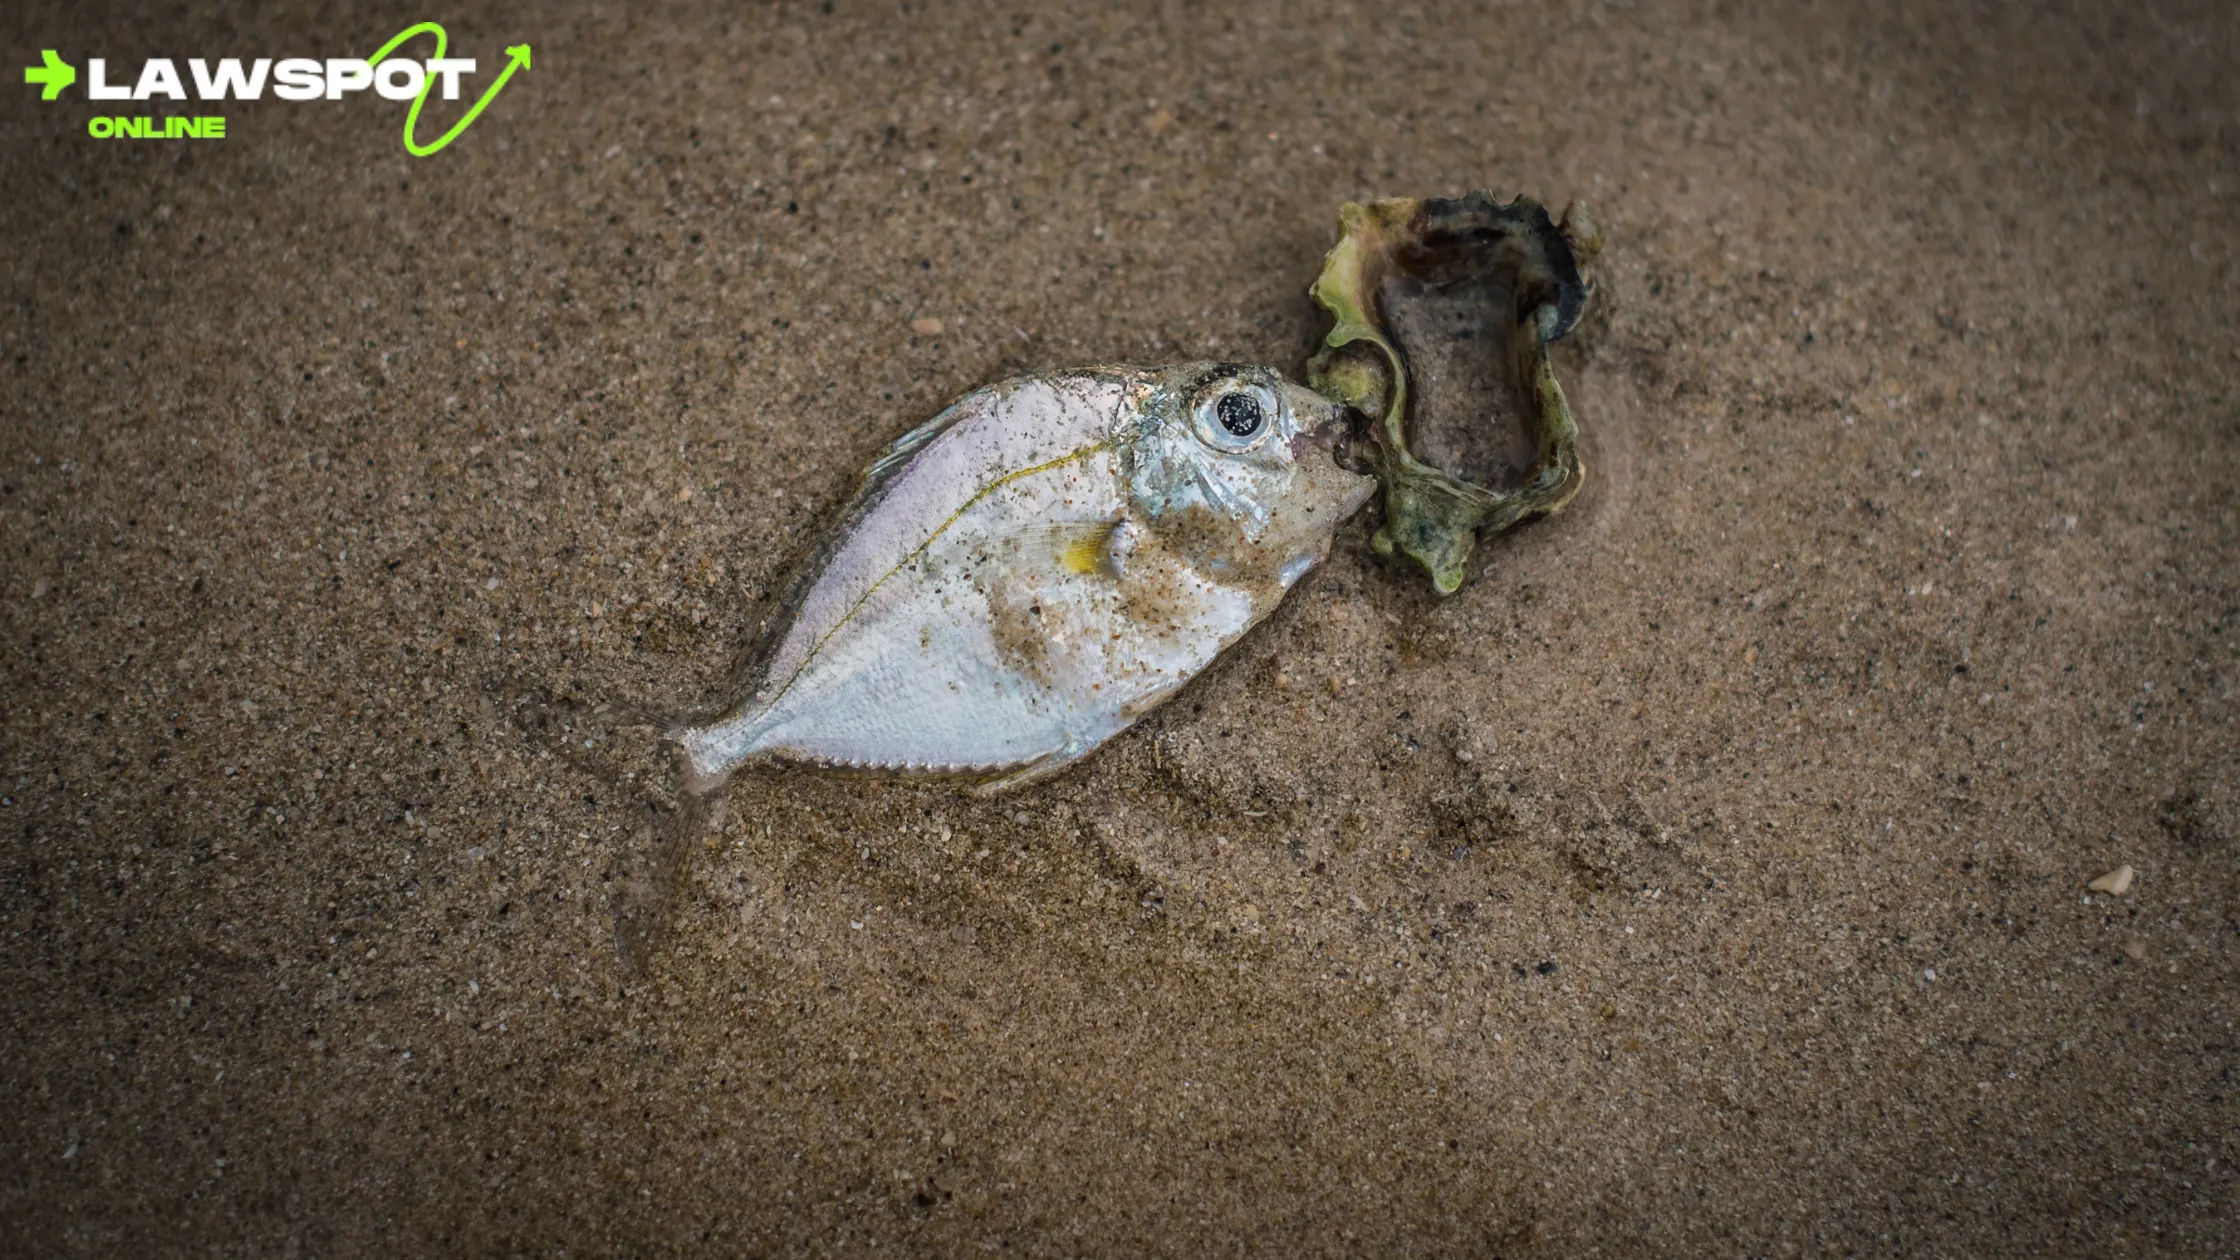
366;23;531;157
23;49;76;101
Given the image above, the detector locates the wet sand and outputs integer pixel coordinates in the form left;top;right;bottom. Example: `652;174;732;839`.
4;0;2237;1253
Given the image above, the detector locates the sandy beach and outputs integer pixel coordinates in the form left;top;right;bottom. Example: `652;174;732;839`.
3;0;2237;1252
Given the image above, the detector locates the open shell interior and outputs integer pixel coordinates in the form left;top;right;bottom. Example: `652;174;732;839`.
1307;191;1598;593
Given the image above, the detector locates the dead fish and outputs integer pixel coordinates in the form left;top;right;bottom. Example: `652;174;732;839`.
676;362;1373;795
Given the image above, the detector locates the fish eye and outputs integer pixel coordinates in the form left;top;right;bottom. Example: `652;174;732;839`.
1191;381;1280;453
1216;391;1264;437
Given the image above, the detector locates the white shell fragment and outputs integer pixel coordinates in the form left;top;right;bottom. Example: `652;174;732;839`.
2087;865;2135;896
676;363;1374;794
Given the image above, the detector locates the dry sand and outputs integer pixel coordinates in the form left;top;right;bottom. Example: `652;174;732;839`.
4;0;2238;1254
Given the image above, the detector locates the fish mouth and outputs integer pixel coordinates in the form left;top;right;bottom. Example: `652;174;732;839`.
1290;399;1376;477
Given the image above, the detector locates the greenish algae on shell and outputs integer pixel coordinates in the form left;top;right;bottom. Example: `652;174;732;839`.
676;363;1373;795
1308;191;1603;594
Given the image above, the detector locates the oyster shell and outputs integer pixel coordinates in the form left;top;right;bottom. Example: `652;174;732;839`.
1307;191;1602;593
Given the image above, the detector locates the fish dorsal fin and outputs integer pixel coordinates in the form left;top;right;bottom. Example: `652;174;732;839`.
863;407;968;488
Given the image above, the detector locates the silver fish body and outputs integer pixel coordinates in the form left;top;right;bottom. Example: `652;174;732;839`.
677;362;1373;793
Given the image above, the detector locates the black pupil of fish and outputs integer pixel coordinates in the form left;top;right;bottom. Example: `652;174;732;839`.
1215;391;1264;437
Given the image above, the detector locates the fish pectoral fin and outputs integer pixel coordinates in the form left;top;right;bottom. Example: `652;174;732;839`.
1054;526;1108;576
990;516;1132;580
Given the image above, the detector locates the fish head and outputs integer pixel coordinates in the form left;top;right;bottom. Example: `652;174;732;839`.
1126;363;1378;591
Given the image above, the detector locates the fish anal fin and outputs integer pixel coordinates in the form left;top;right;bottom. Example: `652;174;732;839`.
969;742;1094;796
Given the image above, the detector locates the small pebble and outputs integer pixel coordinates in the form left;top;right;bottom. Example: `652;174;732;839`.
2087;865;2135;895
2123;938;2148;962
911;317;945;336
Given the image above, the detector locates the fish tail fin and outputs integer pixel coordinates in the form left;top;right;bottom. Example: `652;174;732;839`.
479;672;726;973
613;717;780;974
614;708;791;972
611;787;722;974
